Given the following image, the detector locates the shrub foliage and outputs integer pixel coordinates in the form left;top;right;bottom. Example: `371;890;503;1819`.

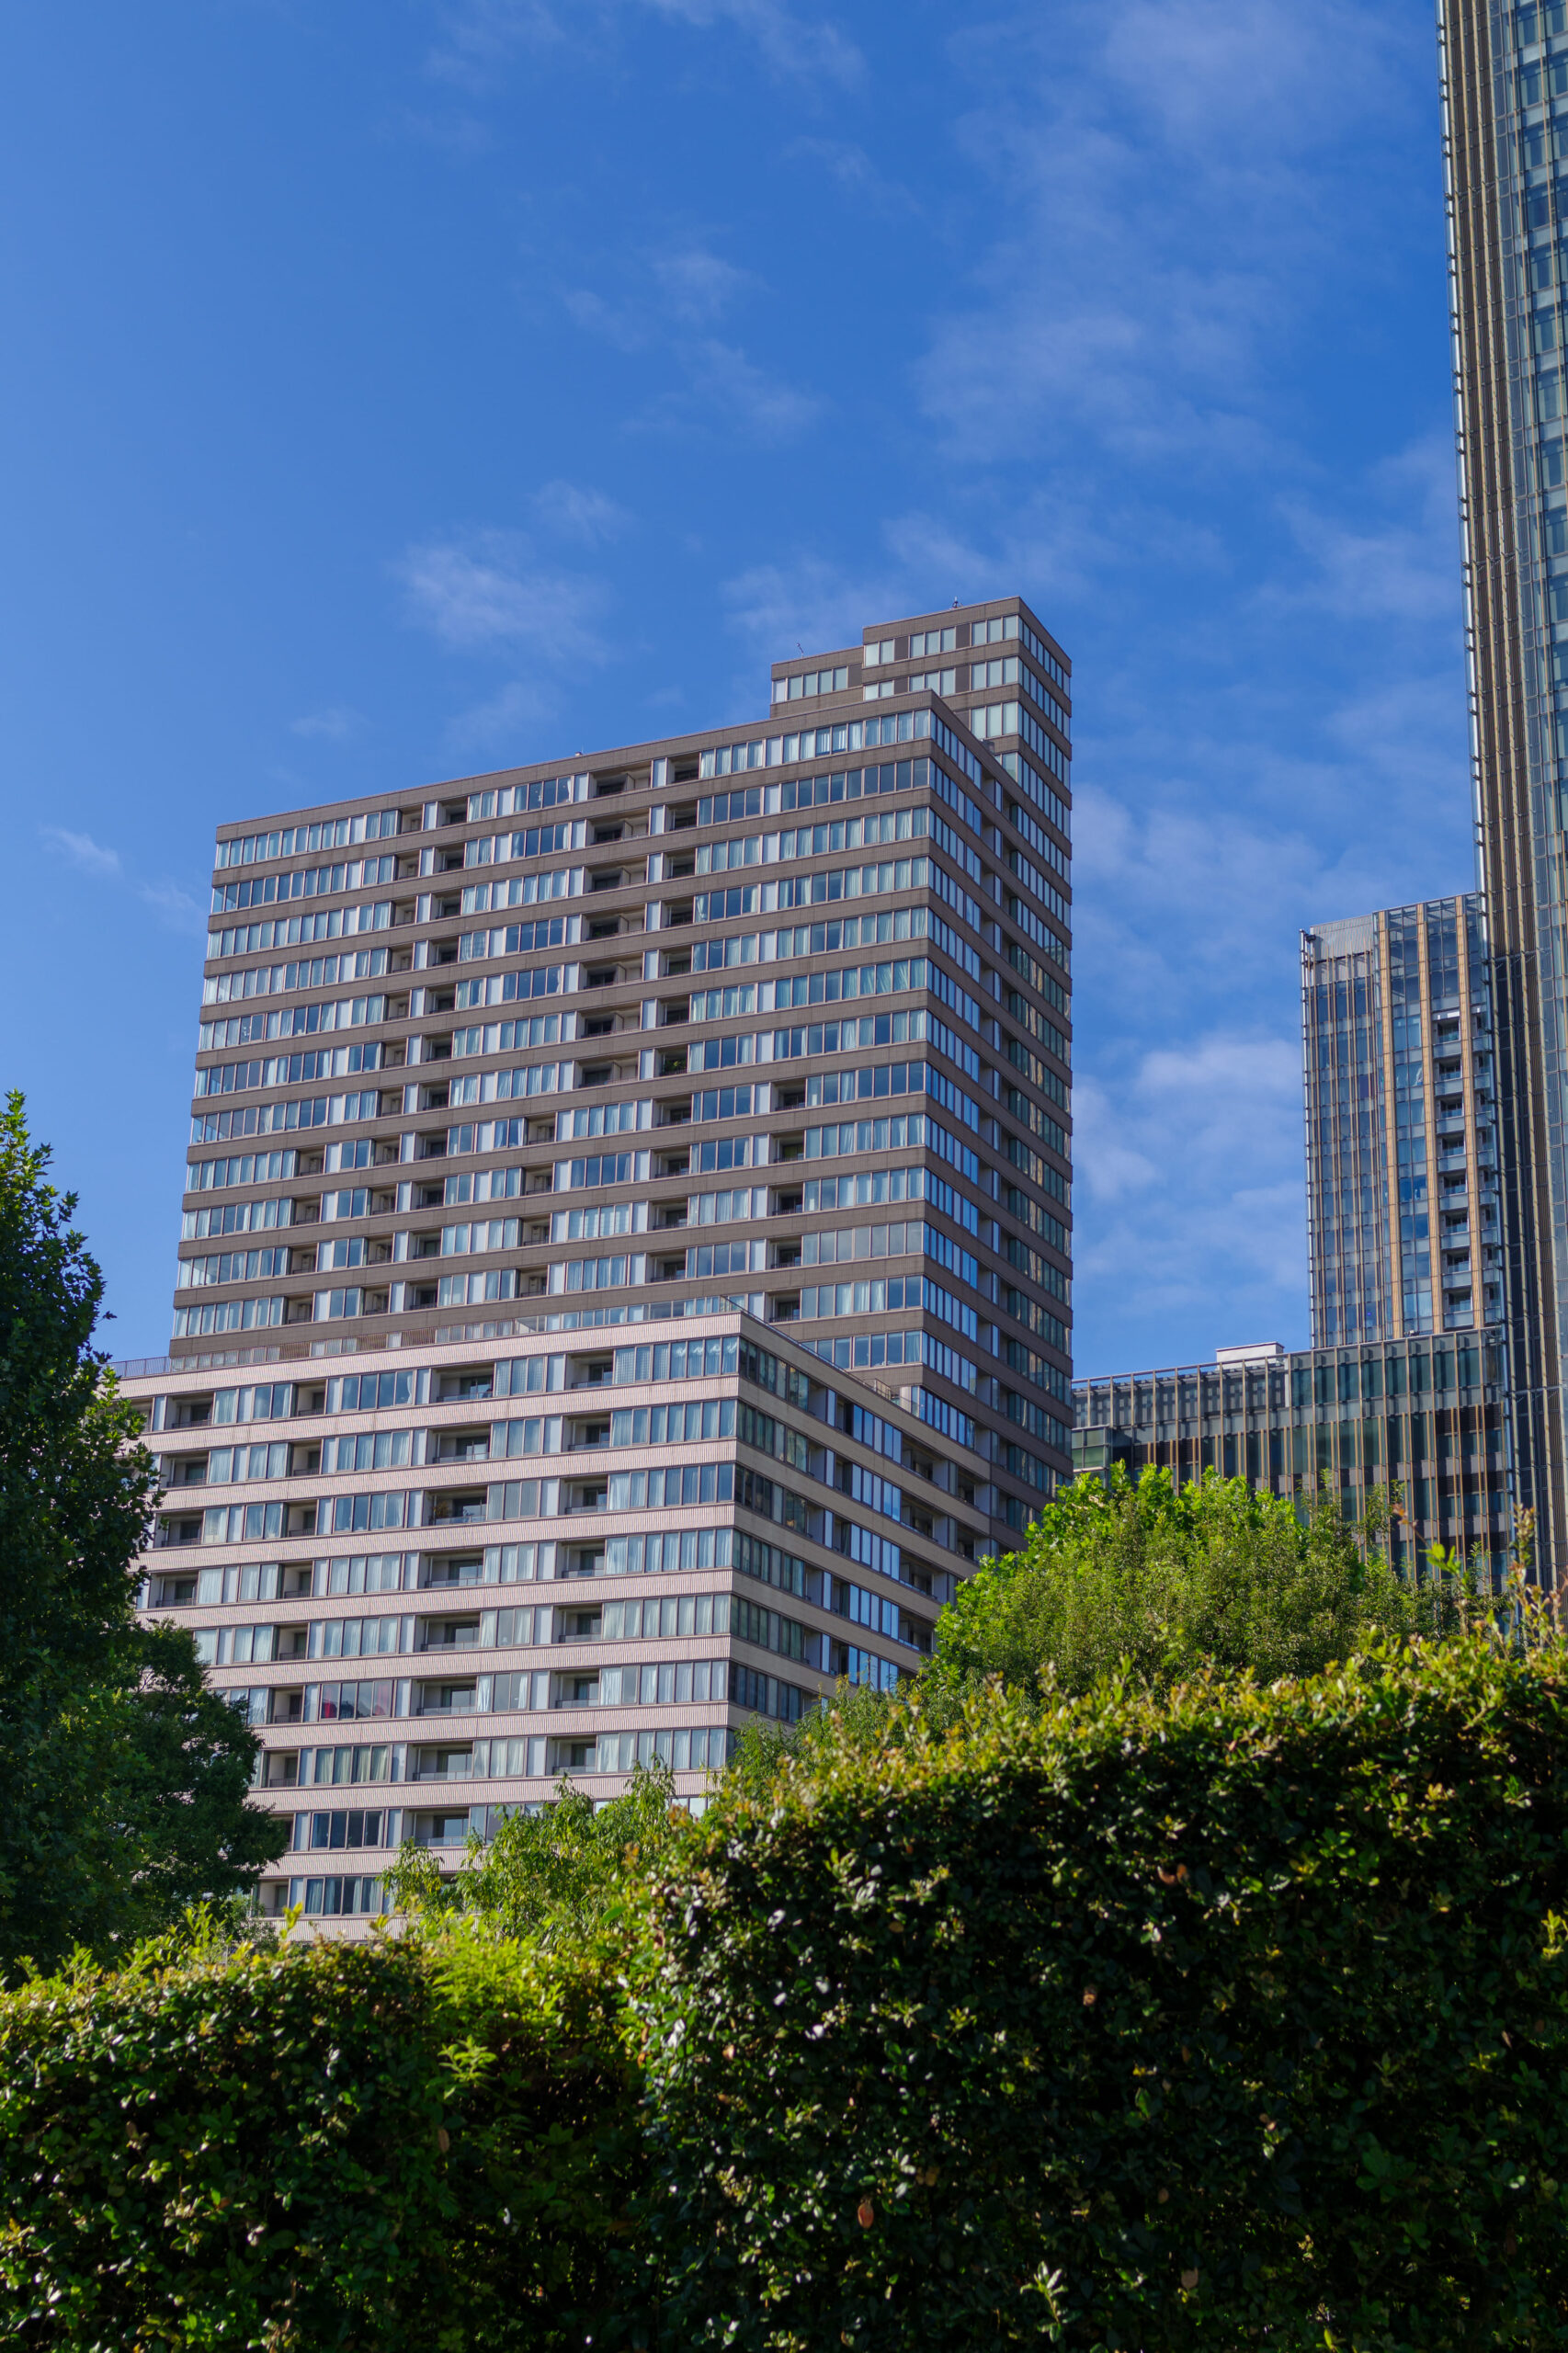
926;1463;1458;1701
0;1928;639;2351
8;1641;1568;2348
637;1639;1568;2349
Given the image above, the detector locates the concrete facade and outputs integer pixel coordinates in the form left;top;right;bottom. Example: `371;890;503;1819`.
115;594;1074;1915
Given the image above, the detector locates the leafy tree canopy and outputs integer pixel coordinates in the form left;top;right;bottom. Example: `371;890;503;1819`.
0;1093;284;1973
385;1756;692;1947
925;1463;1465;1701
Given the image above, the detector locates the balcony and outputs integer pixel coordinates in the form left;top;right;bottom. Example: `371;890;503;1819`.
427;1491;487;1525
150;1574;199;1607
413;1816;473;1847
553;1677;600;1708
421;1622;482;1652
415;1686;478;1718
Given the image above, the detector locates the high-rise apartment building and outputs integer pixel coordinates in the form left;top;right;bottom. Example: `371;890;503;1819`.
1438;0;1568;1566
115;595;1074;1917
1302;896;1502;1346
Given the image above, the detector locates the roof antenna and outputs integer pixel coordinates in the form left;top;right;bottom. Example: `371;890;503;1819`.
952;597;960;608
797;642;805;655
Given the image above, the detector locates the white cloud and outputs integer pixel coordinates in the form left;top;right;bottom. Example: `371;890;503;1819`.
1097;0;1405;156
395;529;608;664
42;827;121;880
651;246;751;323
688;339;821;442
396;527;614;756
563;287;651;353
1071;1079;1158;1204
290;707;362;741
565;247;819;446
426;0;860;93
1136;1033;1301;1108
721;555;896;663
1071;1030;1312;1368
40;829;203;935
529;480;633;546
135;880;207;936
1278;438;1463;626
628;0;861;85
425;0;562;93
444;676;562;754
786;137;917;216
911;0;1426;471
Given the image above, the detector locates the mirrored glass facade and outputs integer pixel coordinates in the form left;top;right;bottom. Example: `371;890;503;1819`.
1303;897;1500;1345
1073;1336;1513;1578
1439;0;1568;1565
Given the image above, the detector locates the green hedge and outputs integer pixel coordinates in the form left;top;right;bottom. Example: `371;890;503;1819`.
637;1641;1568;2349
0;1931;640;2350
11;1642;1568;2350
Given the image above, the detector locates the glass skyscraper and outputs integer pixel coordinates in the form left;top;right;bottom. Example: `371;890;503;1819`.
1302;897;1501;1346
1439;0;1568;1567
1073;891;1516;1581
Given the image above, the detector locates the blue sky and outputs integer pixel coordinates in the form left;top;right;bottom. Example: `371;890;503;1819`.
0;0;1470;1371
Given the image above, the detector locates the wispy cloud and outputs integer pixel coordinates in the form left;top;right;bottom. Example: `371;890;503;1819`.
426;0;860;93
687;339;821;442
425;0;563;94
721;555;897;664
529;480;633;545
563;242;820;444
651;246;753;322
396;529;608;661
290;707;363;742
444;676;561;753
914;0;1421;469
395;525;612;750
632;0;861;85
786;136;917;217
40;829;204;934
42;826;121;880
134;880;206;933
1072;1030;1311;1366
1276;438;1462;626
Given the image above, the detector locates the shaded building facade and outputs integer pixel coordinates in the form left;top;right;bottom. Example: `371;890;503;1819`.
1302;896;1502;1346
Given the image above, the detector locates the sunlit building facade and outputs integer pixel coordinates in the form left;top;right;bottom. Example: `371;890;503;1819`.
1437;0;1568;1566
114;594;1074;1918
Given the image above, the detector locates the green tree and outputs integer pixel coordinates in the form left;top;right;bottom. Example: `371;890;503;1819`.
385;1755;691;1946
118;1620;292;1933
926;1463;1454;1702
0;1094;283;1972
